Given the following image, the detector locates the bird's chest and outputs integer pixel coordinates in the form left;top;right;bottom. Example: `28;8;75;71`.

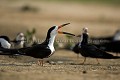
1;41;11;49
49;46;55;53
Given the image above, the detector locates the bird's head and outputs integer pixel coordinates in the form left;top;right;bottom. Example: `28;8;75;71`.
48;23;75;37
82;27;88;34
16;33;25;41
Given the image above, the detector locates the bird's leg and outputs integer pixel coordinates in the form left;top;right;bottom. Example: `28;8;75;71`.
96;58;100;64
81;57;86;64
41;59;44;66
37;60;41;65
37;59;44;66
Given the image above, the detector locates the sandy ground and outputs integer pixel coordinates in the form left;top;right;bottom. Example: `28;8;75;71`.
0;50;120;80
0;0;120;80
0;0;120;38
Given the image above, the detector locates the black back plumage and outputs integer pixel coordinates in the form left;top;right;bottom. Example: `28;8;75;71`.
73;31;120;59
79;44;120;59
0;36;10;43
90;30;120;54
18;44;51;59
95;41;120;53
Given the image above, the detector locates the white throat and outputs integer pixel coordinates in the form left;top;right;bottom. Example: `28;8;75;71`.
79;34;83;47
15;37;25;48
48;34;56;53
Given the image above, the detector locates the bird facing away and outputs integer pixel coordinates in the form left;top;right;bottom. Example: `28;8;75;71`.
0;23;75;66
73;27;120;64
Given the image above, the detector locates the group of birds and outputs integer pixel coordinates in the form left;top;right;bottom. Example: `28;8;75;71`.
72;27;120;64
0;23;120;66
0;32;25;50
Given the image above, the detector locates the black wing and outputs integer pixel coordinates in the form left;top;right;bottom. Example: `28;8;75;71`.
18;44;51;58
0;48;19;55
81;44;115;59
72;43;80;54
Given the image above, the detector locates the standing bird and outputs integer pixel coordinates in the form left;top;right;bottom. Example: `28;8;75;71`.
12;33;25;49
0;23;75;66
72;27;120;64
0;36;22;55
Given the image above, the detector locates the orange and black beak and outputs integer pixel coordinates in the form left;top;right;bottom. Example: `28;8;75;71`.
58;23;75;36
58;23;70;30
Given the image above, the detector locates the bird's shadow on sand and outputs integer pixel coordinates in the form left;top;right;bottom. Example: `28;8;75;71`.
69;63;101;66
0;63;32;67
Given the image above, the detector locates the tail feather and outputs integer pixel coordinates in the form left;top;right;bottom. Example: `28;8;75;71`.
0;48;20;55
99;54;120;59
0;47;31;56
111;56;120;59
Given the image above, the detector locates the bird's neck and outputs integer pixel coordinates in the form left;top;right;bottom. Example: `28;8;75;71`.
48;35;55;47
79;33;89;46
15;38;25;46
43;34;56;53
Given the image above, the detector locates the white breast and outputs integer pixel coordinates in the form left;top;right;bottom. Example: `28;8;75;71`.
14;41;24;49
0;38;11;49
48;44;55;53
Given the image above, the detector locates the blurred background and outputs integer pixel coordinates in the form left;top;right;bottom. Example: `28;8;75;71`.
0;0;120;40
0;0;120;80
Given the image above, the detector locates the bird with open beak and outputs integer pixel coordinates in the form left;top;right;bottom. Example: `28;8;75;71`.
0;23;75;66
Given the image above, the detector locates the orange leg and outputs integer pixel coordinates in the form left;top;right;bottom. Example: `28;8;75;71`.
37;59;44;66
41;59;43;66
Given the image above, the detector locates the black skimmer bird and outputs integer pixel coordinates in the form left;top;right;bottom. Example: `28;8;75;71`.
93;30;120;56
0;35;26;54
0;23;75;66
12;33;25;49
72;27;120;64
0;36;22;57
0;36;11;50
